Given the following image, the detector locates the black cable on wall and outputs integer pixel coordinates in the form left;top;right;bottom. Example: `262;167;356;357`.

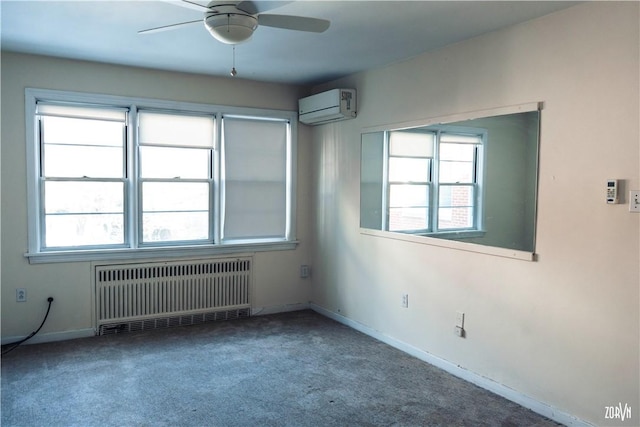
1;297;54;356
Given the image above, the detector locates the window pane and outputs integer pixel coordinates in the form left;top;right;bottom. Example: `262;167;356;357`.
43;180;124;248
439;160;474;183
142;212;209;242
141;182;209;243
439;185;474;207
44;144;123;178
389;184;428;207
389;158;430;182
45;213;123;247
142;182;209;212
438;185;474;230
389;131;434;157
439;143;475;161
42;115;124;178
438;207;474;230
223;118;287;239
139;111;214;147
45;181;124;214
140;146;209;179
389;207;428;231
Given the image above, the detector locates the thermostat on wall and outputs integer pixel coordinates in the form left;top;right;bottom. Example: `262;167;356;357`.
606;179;619;204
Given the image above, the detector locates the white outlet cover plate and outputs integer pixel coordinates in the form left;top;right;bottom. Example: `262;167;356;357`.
629;190;640;212
455;311;465;328
401;294;409;308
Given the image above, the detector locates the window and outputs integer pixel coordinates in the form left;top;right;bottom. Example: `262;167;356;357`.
138;110;214;245
38;103;127;248
387;131;433;231
25;89;297;262
385;126;484;235
222;116;289;241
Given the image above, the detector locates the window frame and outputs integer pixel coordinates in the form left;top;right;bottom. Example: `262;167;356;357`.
37;104;129;250
385;130;433;233
25;88;298;264
383;125;486;237
136;108;217;247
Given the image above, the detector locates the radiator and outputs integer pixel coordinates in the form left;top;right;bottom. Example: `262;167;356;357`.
95;257;251;335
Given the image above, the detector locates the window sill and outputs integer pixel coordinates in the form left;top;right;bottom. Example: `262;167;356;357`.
25;240;299;264
418;230;486;239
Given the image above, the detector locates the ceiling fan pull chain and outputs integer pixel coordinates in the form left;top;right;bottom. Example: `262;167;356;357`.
230;45;238;77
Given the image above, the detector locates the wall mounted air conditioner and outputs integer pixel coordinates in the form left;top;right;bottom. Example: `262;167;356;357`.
298;89;357;125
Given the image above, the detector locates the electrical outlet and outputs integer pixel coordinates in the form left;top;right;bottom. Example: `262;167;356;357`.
629;191;640;213
455;311;465;328
300;265;311;278
455;312;465;338
16;288;27;302
401;293;409;308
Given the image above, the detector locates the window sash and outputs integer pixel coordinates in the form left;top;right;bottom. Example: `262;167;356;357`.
41;115;127;179
41;179;126;249
139;180;212;244
139;146;211;179
437;183;476;230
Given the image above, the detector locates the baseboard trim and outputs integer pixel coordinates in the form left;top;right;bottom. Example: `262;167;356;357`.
1;303;312;346
251;302;310;317
1;328;95;346
310;303;593;427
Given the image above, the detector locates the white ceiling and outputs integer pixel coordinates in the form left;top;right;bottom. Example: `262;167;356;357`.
1;0;579;86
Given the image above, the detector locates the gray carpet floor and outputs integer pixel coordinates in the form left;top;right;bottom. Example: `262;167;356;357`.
1;310;561;427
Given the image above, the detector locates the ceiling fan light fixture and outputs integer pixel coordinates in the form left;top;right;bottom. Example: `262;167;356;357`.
205;13;258;44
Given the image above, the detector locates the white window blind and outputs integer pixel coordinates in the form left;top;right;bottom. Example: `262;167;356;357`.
138;111;215;148
222;117;288;240
36;103;127;121
389;131;434;157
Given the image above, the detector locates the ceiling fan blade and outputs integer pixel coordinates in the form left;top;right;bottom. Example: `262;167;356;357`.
237;1;292;15
138;20;202;35
169;0;210;13
258;14;330;33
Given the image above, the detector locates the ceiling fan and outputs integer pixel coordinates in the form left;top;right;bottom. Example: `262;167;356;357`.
139;0;331;45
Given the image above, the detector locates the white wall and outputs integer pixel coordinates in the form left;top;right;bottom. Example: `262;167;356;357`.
310;3;639;426
1;53;313;340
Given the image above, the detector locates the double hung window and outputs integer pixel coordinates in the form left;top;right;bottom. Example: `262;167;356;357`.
385;126;484;235
138;111;214;244
387;131;433;231
26;89;296;262
38;103;127;248
222;116;288;241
